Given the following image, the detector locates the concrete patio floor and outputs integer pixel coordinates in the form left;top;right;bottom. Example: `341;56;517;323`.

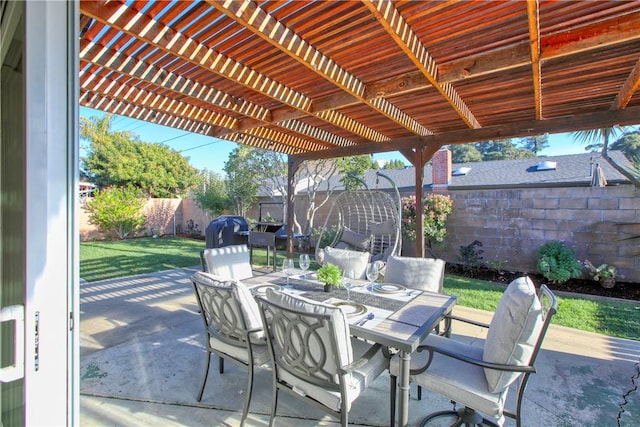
79;267;640;426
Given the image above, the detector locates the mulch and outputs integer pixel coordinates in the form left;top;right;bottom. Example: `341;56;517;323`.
445;264;640;302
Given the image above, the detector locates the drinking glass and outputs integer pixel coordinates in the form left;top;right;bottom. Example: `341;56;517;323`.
343;268;355;301
299;254;310;278
282;258;295;286
366;263;379;285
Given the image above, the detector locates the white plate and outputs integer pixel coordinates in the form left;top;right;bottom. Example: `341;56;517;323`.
331;301;367;317
371;283;406;294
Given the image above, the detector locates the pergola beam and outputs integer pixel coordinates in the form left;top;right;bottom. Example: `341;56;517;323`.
291;105;640;162
364;0;480;129
210;0;432;136
527;0;542;120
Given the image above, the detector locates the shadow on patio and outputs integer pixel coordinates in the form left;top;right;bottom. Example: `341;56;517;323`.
79;268;639;426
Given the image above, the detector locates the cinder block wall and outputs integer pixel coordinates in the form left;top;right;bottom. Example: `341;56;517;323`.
435;185;640;282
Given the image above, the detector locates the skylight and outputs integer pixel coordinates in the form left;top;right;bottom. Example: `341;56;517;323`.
452;167;471;176
536;161;557;171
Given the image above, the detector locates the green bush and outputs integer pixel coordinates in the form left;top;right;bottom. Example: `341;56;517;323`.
85;186;147;240
456;240;484;272
536;241;582;284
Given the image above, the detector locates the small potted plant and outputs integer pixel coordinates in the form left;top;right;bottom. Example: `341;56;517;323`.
583;260;618;289
317;263;342;292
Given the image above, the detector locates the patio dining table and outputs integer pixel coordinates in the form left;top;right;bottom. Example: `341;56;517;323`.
243;270;457;427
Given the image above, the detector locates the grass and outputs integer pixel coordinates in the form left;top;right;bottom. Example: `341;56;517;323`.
80;237;640;341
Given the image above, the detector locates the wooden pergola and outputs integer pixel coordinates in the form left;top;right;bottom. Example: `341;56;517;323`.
79;0;640;256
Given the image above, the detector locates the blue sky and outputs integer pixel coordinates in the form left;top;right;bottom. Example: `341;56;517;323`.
81;106;591;175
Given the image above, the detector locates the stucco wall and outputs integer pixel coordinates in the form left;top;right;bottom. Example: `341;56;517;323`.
80;198;213;240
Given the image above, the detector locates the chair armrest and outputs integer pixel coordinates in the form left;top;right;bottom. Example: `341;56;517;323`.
410;343;536;376
445;314;490;329
340;343;384;373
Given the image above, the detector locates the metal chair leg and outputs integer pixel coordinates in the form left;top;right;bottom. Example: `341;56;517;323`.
197;350;212;401
390;374;396;426
219;356;224;374
241;363;254;426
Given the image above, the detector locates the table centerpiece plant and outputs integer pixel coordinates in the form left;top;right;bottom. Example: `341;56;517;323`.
317;263;342;292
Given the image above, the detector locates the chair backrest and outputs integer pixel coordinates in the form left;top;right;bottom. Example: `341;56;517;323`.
384;255;445;292
482;276;557;394
200;244;253;280
191;271;264;346
257;290;352;393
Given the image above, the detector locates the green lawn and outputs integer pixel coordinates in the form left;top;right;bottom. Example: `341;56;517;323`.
80;237;640;341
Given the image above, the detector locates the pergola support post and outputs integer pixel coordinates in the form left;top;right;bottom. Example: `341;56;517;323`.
286;156;302;258
400;145;442;258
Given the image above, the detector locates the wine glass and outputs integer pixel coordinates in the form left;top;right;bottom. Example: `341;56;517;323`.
282;258;295;286
366;263;379;286
299;254;310;278
343;268;355;301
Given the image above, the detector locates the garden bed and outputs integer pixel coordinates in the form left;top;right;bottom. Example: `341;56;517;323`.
446;264;640;302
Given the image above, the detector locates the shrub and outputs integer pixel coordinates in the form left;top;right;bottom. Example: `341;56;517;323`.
401;193;453;256
456;240;484;272
85;186;147;240
536;241;582;284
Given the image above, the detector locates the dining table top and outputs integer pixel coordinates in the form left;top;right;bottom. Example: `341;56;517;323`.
243;270;457;353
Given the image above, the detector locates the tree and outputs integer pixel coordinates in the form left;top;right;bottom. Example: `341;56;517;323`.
450;144;483;163
81;114;200;197
383;159;406;169
519;134;550;154
85;186;147;240
224;145;260;217
610;130;640;162
476;139;535;160
337;155;371;190
192;170;230;216
571;126;627;154
295;159;340;234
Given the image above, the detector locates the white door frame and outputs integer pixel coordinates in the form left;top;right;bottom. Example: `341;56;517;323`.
23;1;79;425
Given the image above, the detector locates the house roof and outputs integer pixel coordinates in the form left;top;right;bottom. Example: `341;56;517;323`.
79;1;640;161
352;150;634;191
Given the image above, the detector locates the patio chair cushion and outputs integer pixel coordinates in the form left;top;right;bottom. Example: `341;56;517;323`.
192;271;265;342
281;336;389;412
384;256;445;292
322;247;371;280
390;334;508;419
264;289;353;365
483;276;543;393
201;244;253;280
369;219;396;235
264;289;387;412
208;333;269;365
339;228;372;251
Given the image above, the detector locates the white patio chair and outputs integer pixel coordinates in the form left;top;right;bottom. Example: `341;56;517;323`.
256;289;390;427
389;276;557;427
190;271;268;426
200;243;253;280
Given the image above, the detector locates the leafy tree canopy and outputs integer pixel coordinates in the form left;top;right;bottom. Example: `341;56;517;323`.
450;144;483;163
192;170;230;216
449;138;536;163
611;131;640;163
224;145;260;217
337;155;371;190
81;114;200;198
